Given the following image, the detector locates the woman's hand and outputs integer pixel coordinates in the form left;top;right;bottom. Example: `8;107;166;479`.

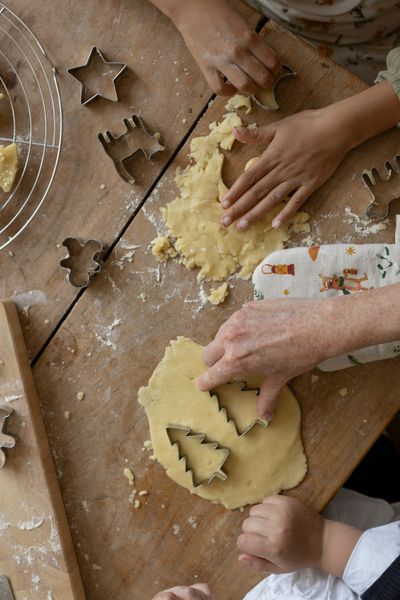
198;297;342;420
238;496;362;577
220;108;352;230
153;583;212;600
156;0;280;95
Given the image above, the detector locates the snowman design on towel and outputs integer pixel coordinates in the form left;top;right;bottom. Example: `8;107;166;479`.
253;216;400;371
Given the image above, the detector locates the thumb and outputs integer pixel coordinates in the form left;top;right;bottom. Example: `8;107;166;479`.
233;125;275;146
190;583;213;599
257;377;283;421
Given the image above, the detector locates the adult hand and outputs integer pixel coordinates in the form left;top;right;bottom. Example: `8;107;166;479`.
198;298;342;420
220;108;352;230
152;583;212;600
170;0;280;95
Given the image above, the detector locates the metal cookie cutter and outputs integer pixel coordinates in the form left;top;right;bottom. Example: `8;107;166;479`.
363;154;400;220
67;46;127;105
252;64;296;112
0;576;15;599
211;382;268;436
60;237;108;289
98;114;165;184
166;425;229;488
0;407;16;469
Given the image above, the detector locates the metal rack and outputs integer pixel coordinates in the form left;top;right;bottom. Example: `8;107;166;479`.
0;3;62;251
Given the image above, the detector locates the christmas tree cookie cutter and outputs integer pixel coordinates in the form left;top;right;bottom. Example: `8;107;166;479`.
60;237;108;289
166;425;229;488
363;154;400;220
67;46;127;105
211;382;269;436
252;65;296;112
0;406;16;469
98;114;165;184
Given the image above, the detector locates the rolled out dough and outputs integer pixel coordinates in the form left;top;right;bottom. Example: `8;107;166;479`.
138;337;307;509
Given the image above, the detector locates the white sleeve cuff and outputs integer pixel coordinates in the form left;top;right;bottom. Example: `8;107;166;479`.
343;521;400;596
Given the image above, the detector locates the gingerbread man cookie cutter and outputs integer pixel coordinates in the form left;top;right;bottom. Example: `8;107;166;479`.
166;425;229;488
363;154;400;220
0;407;16;469
98;114;165;184
60;237;108;289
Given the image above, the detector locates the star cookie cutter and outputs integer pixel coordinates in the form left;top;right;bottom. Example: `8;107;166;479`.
98;114;165;184
363;154;400;220
252;64;296;112
67;46;127;105
60;237;108;288
166;425;229;488
211;382;268;436
0;407;16;469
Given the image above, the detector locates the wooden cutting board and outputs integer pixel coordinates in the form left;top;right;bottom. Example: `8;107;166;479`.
0;300;85;599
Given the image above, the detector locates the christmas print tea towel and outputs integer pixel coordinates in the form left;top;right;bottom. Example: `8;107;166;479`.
253;215;400;371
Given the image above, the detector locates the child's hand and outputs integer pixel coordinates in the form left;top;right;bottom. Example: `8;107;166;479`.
220;108;352;230
171;0;280;96
153;584;212;600
238;496;362;578
238;496;325;573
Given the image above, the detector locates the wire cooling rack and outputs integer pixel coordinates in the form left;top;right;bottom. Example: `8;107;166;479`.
0;3;62;250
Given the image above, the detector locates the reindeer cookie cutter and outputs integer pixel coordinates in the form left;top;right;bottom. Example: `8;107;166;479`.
67;46;127;105
60;237;108;289
252;65;296;112
98;114;165;185
166;425;229;488
363;154;400;220
211;382;269;436
0;407;16;469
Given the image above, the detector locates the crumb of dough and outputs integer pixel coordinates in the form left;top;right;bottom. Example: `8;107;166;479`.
0;93;4;101
76;391;85;401
138;490;148;496
208;282;229;305
138;292;147;303
64;411;71;420
151;236;177;263
0;143;18;192
134;499;141;509
123;467;135;485
291;212;311;234
144;440;153;451
311;375;319;384
339;387;348;397
224;94;252;114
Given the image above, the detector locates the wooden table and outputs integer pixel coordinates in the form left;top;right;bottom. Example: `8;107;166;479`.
1;1;400;598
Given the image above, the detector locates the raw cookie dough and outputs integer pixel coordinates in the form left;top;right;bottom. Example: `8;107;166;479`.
159;99;309;281
138;337;307;509
0;143;18;192
151;236;177;263
208;282;229;305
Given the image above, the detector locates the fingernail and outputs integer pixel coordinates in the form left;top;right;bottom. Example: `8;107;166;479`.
221;216;231;227
238;218;248;230
238;557;252;565
263;412;273;422
272;218;281;229
221;198;230;208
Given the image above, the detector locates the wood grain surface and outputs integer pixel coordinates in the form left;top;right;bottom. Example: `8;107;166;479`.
28;18;400;600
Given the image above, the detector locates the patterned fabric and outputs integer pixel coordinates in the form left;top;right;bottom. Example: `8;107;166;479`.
247;0;400;83
252;216;400;371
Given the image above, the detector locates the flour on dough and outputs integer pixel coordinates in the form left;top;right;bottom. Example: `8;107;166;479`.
158;98;309;281
138;337;307;509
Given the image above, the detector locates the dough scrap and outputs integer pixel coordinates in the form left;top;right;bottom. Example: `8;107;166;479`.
138;337;307;509
208;282;229;305
224;94;252;114
159;99;309;282
151;236;177;263
0;143;18;193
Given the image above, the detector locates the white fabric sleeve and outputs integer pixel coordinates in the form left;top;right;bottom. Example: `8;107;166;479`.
343;521;400;596
375;48;400;99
